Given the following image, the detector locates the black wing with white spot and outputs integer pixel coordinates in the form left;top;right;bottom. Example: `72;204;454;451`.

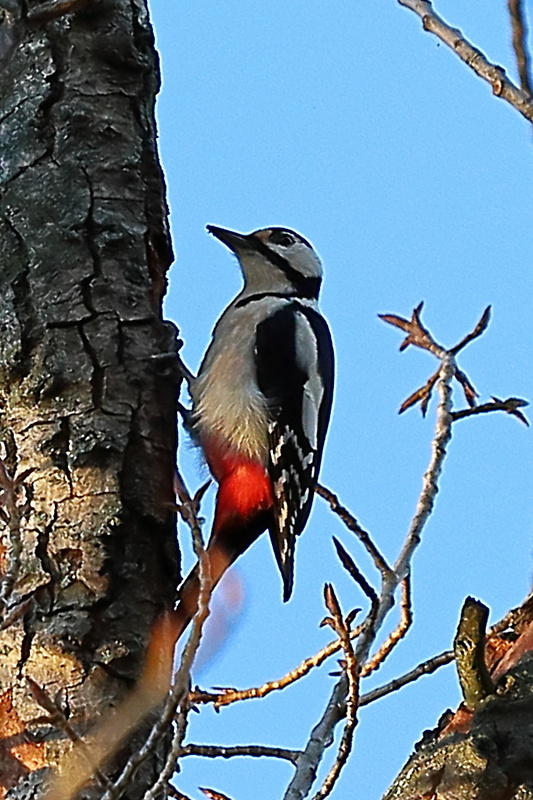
255;302;334;601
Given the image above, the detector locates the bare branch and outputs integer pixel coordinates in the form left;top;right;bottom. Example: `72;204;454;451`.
449;306;491;355
190;624;364;710
381;304;489;414
200;789;235;800
311;587;360;800
180;743;301;763
508;0;533;96
284;352;456;800
285;680;348;800
397;0;533;123
362;576;412;677
451;397;529;426
316;484;391;577
390;353;454;585
332;537;378;606
167;787;195;800
359;650;454;707
379;302;445;359
139;482;215;800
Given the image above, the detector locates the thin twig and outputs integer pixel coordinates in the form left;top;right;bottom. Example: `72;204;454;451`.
200;789;234;800
190;624;364;709
379;302;445;359
359;649;454;707
283;677;348;800
311;586;360;800
316;484;391;577
139;485;214;800
451;397;529;426
381;304;488;414
449;306;492;355
508;0;533;96
26;678;112;789
332;537;378;605
167;787;195;800
179;744;301;763
397;0;533;123
362;576;412;677
390;354;454;586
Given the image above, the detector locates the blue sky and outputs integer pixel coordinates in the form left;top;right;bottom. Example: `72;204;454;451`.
149;2;532;798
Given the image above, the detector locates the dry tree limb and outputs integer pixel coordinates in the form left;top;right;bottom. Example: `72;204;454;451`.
387;353;454;587
451;396;529;426
310;585;360;800
284;677;349;800
332;537;378;606
381;305;529;424
200;789;235;800
167;787;195;800
283;351;456;800
285;302;526;799
190;623;365;710
380;303;490;414
359;649;454;707
396;0;533;123
179;744;301;763
454;597;494;710
379;302;446;358
316;484;391;576
449;306;492;355
508;0;533;96
362;576;412;677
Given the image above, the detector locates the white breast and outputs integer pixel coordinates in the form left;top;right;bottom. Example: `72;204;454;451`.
190;298;285;462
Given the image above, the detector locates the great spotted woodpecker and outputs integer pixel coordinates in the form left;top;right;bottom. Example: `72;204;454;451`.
174;225;334;638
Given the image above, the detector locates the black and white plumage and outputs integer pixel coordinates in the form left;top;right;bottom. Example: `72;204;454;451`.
255;300;334;599
189;225;334;603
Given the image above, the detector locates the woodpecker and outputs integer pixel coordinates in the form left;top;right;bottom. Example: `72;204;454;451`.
175;225;334;638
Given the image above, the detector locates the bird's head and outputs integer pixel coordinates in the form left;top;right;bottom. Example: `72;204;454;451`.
207;225;323;299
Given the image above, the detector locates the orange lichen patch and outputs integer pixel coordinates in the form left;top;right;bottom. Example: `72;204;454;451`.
438;704;475;738
0;689;45;797
491;619;533;682
485;633;515;674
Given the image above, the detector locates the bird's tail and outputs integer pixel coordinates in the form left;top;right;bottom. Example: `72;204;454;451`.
172;507;272;642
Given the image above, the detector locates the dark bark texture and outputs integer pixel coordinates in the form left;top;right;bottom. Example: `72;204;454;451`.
0;0;178;795
383;603;533;800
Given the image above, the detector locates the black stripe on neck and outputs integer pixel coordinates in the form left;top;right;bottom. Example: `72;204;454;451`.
250;237;320;297
235;285;320;309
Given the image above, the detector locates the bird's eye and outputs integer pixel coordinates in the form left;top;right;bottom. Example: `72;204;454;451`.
270;230;295;247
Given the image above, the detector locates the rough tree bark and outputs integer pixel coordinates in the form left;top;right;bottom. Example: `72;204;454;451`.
383;599;533;800
0;0;178;796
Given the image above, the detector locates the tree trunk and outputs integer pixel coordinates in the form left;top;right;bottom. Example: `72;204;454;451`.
0;0;178;796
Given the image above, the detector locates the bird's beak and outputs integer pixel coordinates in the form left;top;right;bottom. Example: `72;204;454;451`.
207;225;250;254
